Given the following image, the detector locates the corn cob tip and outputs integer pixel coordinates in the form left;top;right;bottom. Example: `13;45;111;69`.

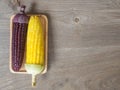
25;64;44;86
25;64;44;75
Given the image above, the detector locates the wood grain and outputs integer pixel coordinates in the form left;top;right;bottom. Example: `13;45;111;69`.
0;0;120;90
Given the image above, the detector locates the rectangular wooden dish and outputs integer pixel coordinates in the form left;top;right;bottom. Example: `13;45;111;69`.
10;14;48;74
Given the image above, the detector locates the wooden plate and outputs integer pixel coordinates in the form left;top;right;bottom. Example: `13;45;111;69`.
9;14;48;74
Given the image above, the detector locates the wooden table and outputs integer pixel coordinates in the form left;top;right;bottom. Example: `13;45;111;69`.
0;0;120;90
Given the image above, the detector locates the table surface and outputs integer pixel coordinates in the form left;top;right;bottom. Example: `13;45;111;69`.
0;0;120;90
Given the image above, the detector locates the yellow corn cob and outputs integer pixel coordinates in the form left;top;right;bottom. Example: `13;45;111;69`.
25;16;44;86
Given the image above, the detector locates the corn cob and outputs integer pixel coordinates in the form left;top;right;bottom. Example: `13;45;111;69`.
25;16;45;86
12;5;29;71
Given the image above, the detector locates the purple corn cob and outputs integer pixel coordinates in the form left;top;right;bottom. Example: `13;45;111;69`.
12;5;29;71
